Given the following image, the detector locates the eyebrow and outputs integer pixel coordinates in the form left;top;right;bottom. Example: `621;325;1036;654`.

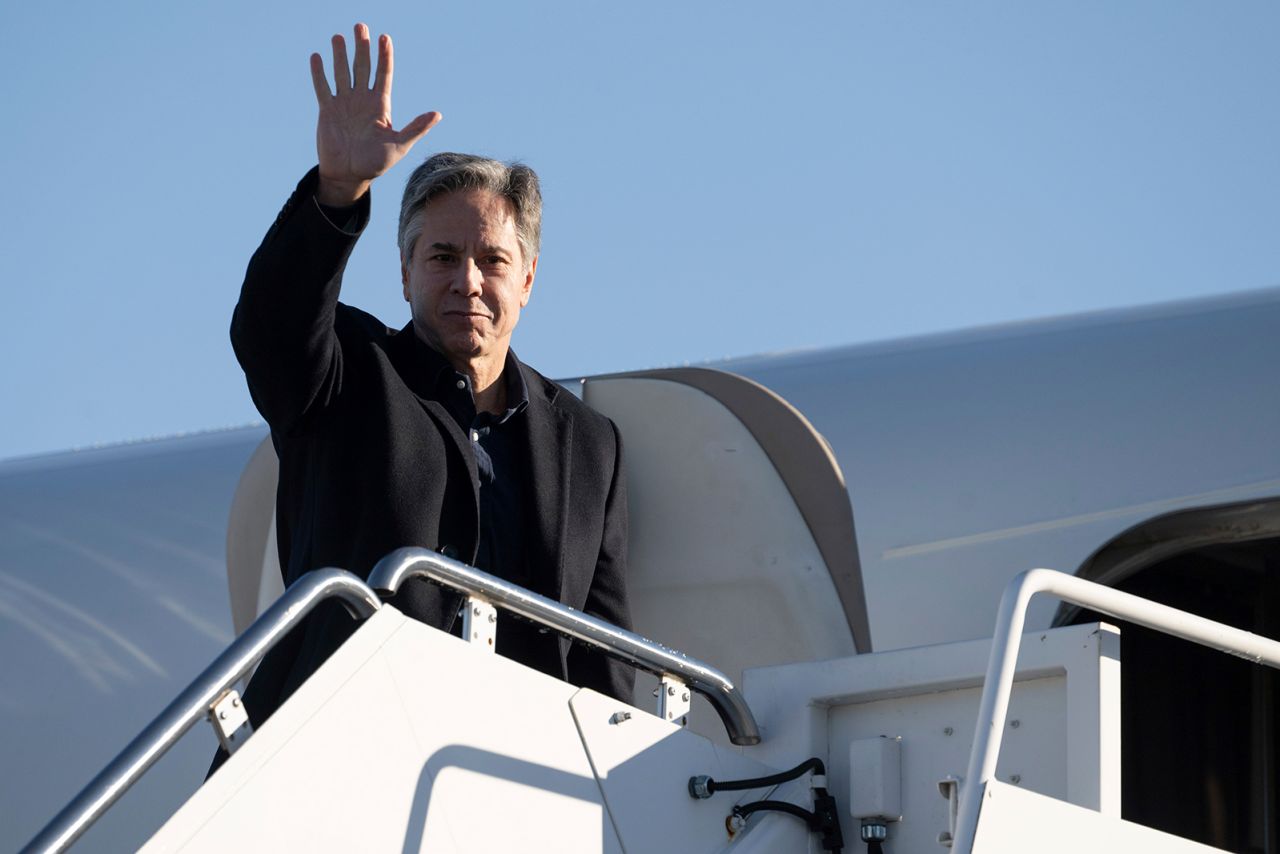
427;242;512;257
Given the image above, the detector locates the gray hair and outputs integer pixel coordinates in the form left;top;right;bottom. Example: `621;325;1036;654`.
398;152;542;270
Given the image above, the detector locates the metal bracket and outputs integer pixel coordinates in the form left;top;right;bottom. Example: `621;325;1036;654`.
463;595;497;651
657;674;691;725
207;689;253;755
936;775;962;848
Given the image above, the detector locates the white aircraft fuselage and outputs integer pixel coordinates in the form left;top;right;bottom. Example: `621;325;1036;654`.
3;286;1277;851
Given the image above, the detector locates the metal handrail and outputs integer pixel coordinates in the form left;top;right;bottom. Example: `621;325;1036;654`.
953;567;1280;854
368;546;763;746
22;568;381;854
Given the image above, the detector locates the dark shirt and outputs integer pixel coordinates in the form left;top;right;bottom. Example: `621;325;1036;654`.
430;348;531;588
425;343;560;674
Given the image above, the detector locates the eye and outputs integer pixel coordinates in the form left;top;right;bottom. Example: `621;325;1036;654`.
483;255;508;266
429;253;456;263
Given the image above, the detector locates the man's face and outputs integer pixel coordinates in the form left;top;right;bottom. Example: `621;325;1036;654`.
401;188;537;367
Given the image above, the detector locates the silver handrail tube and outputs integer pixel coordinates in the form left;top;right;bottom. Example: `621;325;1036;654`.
22;568;381;854
368;546;762;746
954;568;1280;854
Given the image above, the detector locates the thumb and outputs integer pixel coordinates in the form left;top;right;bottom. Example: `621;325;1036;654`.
396;111;443;149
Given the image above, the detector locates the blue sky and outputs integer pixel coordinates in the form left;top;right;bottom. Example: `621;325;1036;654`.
3;2;1278;461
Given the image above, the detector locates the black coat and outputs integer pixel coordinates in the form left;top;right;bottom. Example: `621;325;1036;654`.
228;168;633;739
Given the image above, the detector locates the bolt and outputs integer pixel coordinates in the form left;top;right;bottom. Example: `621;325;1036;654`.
218;710;227;720
689;775;713;799
472;606;481;616
488;613;496;623
1010;719;1021;729
667;685;676;696
1010;774;1021;784
232;697;241;708
943;726;954;736
682;692;690;702
652;687;660;698
861;823;888;842
610;711;632;725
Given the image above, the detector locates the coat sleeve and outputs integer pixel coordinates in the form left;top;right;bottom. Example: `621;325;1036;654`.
566;420;635;703
230;167;370;437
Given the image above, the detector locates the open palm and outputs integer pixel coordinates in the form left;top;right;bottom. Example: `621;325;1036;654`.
310;23;440;205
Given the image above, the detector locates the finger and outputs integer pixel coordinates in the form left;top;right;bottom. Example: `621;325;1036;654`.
309;53;332;103
395;111;443;150
331;34;351;93
352;22;372;90
374;33;393;96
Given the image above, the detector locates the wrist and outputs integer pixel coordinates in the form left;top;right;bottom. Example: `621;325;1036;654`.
315;173;371;207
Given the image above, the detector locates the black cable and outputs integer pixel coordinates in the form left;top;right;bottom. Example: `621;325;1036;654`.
733;799;819;825
693;757;826;796
692;758;843;852
867;841;883;854
732;799;844;852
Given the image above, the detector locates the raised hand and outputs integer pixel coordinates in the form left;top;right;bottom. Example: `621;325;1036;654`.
309;23;441;206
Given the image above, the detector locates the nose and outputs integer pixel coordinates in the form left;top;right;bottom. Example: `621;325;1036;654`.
451;257;484;297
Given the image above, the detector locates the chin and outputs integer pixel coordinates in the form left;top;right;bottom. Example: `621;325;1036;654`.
444;334;486;359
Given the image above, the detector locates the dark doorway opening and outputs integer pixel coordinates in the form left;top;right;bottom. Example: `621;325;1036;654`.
1071;537;1280;852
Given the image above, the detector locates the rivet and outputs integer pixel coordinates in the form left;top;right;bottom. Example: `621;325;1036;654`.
1010;719;1021;729
943;726;954;736
1010;774;1022;784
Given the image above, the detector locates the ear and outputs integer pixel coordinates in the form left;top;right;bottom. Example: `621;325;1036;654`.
401;260;410;302
520;254;538;308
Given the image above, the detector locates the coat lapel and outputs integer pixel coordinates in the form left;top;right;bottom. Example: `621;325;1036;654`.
522;368;574;602
386;324;481;520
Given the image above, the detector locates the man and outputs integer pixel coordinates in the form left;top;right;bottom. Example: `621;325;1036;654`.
224;23;632;759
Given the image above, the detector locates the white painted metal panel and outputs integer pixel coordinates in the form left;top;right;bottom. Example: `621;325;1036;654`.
744;622;1119;853
143;608;621;853
971;781;1225;853
830;675;1065;849
571;689;808;853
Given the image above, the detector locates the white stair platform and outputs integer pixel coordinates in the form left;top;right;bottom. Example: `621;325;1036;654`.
142;606;794;853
